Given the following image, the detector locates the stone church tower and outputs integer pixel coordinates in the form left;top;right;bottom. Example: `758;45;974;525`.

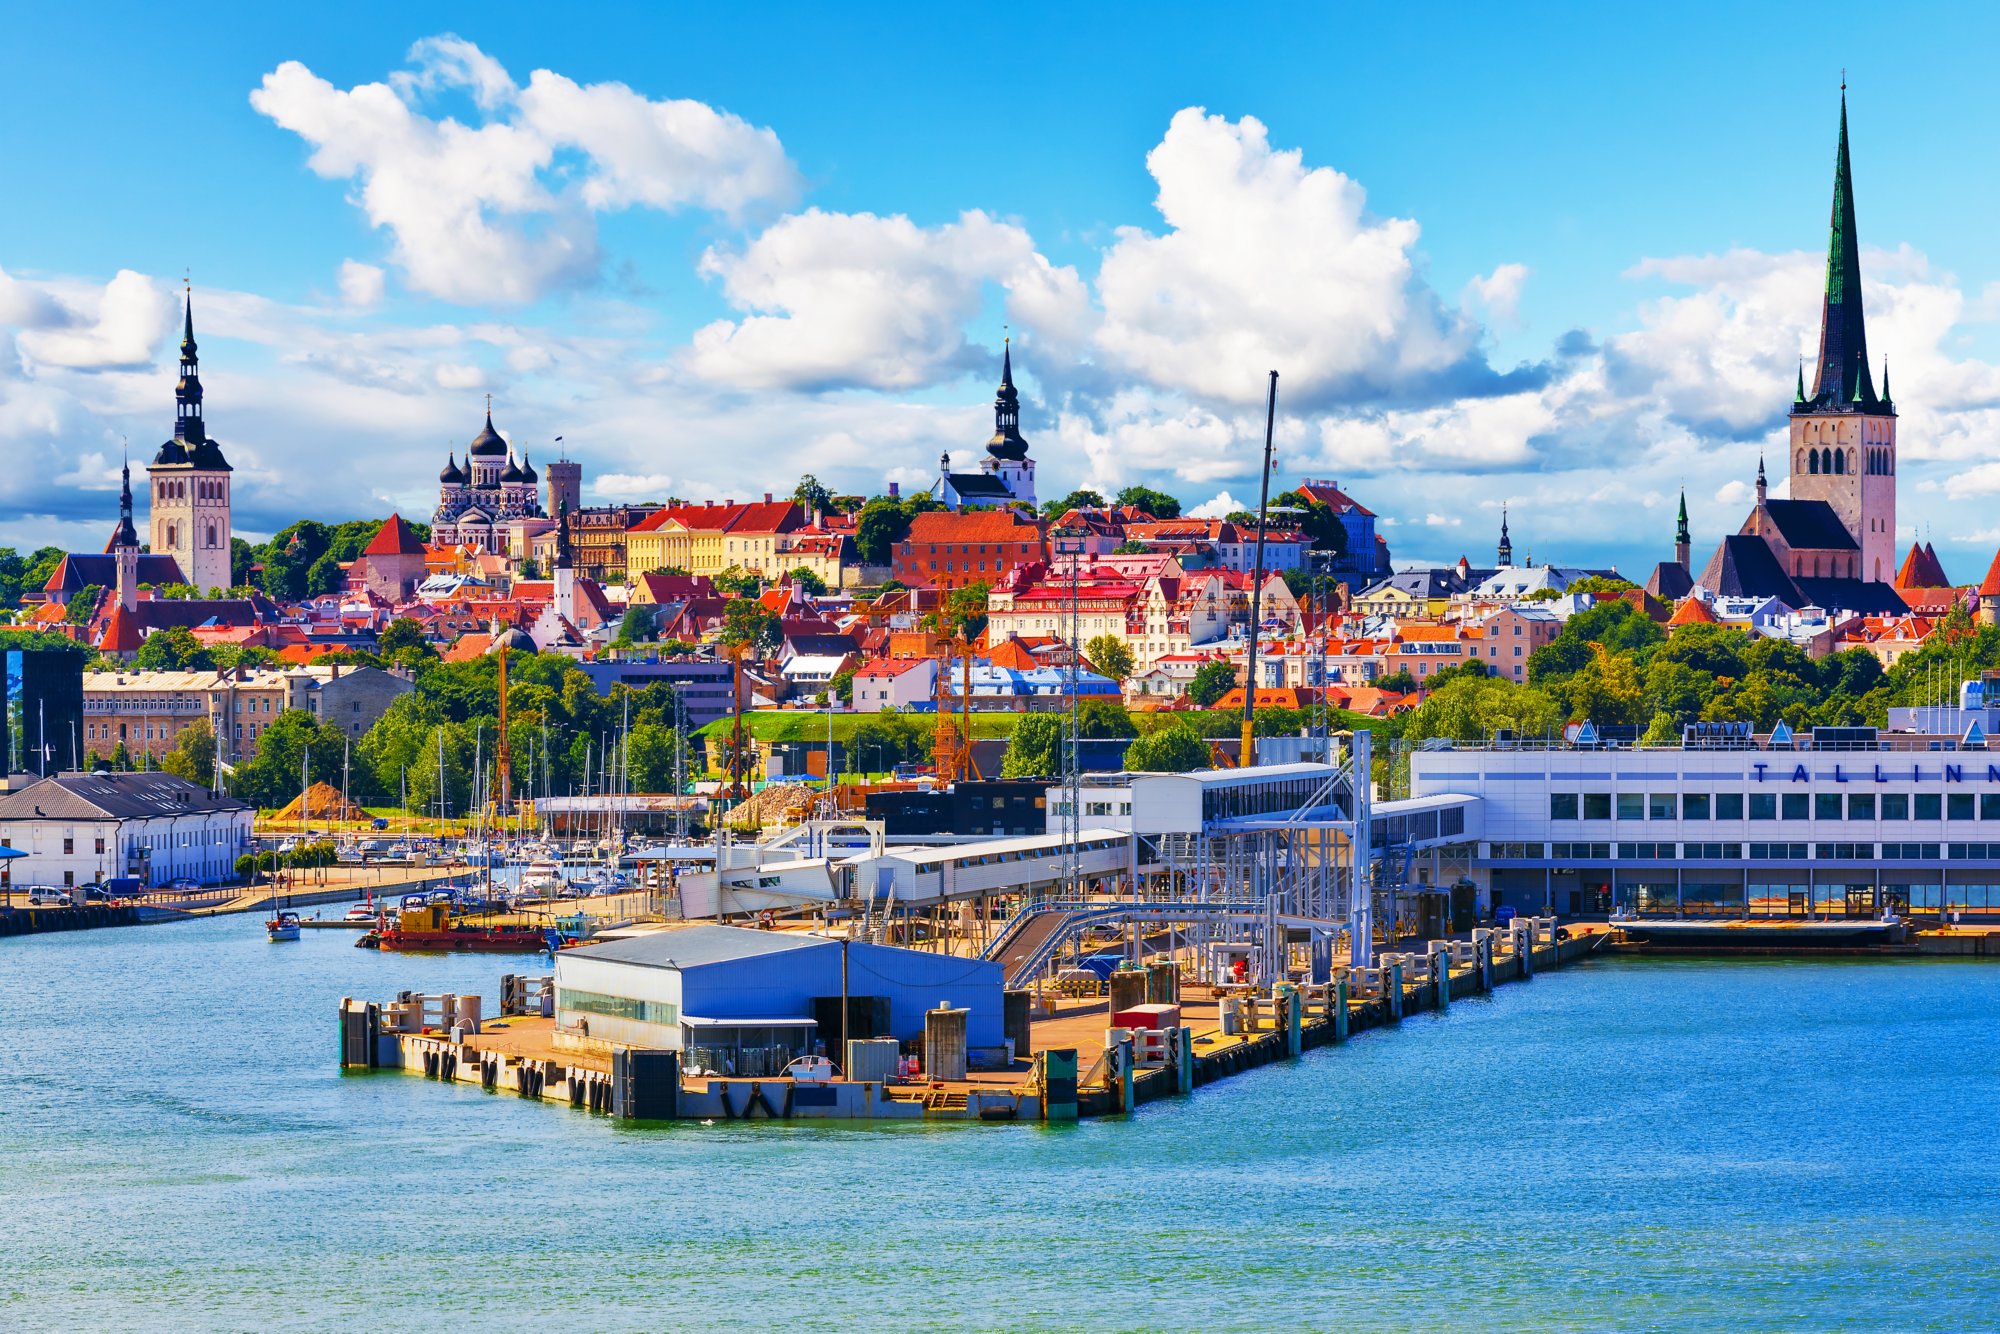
148;291;233;593
1787;93;1897;584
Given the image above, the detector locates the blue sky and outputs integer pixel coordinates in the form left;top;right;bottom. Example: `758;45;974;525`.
6;1;2000;578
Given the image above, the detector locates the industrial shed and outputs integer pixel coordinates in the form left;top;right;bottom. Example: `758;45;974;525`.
554;925;1003;1076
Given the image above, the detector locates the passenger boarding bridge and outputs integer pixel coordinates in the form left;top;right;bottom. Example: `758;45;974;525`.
663;739;1483;989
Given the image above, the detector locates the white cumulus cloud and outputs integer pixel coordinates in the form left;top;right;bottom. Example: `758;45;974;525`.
690;208;1084;392
1090;108;1486;408
251;35;798;304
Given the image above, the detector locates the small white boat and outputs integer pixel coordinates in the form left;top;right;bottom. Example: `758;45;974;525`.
520;861;564;893
266;911;302;942
344;902;379;923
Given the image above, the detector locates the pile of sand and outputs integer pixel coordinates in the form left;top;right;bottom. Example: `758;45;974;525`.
271;781;367;824
725;781;818;828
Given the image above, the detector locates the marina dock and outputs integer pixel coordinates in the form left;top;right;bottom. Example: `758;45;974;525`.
339;917;1603;1123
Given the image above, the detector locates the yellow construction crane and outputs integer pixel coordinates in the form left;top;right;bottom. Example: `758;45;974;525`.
932;635;982;784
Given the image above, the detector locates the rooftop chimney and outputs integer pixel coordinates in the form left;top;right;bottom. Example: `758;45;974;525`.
764;492;773;504
888;482;901;500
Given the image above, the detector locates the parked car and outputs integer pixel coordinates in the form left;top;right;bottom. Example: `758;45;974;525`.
21;887;69;907
101;877;145;900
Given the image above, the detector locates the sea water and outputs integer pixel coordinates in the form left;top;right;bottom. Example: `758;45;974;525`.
3;913;1998;1331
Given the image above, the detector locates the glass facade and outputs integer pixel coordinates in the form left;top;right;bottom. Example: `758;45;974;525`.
557;988;679;1027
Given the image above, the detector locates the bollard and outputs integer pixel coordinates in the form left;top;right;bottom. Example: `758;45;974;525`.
1428;942;1451;1010
1333;975;1349;1041
1387;959;1405;1019
1116;1033;1136;1113
1038;1049;1078;1121
1278;984;1302;1056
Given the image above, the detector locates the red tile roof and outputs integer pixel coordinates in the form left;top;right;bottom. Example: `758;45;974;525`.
1667;596;1719;626
905;510;1045;544
363;513;427;558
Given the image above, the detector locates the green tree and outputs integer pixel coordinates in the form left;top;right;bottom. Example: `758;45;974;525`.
406;725;472;820
1271;490;1349;555
1039;488;1108;520
67;586;103;625
1114;484;1182;519
1000;712;1065;777
718;598;780;652
1569;575;1637;597
1122;721;1208;772
625;720;689;793
135;627;214;672
230;537;257;588
1078;698;1136;738
1404;675;1561;742
616;605;657;644
1113;540;1149;555
305;550;346;597
942;581;991;641
784;566;828;596
712;565;761;598
1527;600;1665;683
378;617;434;659
854;497;914;566
1187;660;1237;708
831;661;858;705
230;709;350;808
0;546;68;608
1085;634;1134;681
259;521;333;601
793;475;833;512
1650;622;1748;680
159;718;217;788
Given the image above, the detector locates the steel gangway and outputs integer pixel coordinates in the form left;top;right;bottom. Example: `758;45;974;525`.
991;899;1267;990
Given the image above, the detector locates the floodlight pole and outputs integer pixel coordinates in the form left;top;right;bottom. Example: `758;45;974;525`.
1240;370;1279;769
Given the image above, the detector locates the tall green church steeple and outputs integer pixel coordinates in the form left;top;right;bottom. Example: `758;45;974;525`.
1801;92;1882;413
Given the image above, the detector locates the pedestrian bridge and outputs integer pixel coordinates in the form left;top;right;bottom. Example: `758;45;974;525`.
673;828;1133;919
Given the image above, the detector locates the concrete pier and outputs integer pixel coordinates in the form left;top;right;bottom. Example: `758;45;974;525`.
339;917;1603;1125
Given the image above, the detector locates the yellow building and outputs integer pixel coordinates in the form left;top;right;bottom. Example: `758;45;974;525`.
626;499;803;578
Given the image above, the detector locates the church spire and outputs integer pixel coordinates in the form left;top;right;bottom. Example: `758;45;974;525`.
1674;488;1691;570
985;337;1030;462
174;286;205;445
1756;453;1768;505
1497;506;1513;567
1803;90;1879;412
110;456;139;551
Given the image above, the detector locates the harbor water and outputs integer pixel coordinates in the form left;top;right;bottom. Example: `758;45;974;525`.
4;912;1999;1331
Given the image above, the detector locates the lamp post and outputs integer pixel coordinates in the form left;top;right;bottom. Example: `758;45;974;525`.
1052;521;1089;905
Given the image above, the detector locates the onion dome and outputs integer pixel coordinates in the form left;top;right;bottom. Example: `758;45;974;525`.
500;451;524;483
519;451;538;483
468;407;508;457
489;626;536;654
439;452;465;484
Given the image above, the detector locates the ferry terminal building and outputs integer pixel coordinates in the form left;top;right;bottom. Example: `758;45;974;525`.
1411;717;2000;920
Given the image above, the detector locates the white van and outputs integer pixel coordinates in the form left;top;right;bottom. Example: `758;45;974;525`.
21;887;69;907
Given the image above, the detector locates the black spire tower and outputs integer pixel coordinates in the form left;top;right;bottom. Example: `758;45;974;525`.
1798;92;1885;414
1497;507;1513;567
985;340;1030;461
110;458;139;551
155;289;231;470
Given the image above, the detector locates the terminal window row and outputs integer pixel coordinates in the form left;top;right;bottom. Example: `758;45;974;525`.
1549;792;2000;822
1494;841;1961;861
